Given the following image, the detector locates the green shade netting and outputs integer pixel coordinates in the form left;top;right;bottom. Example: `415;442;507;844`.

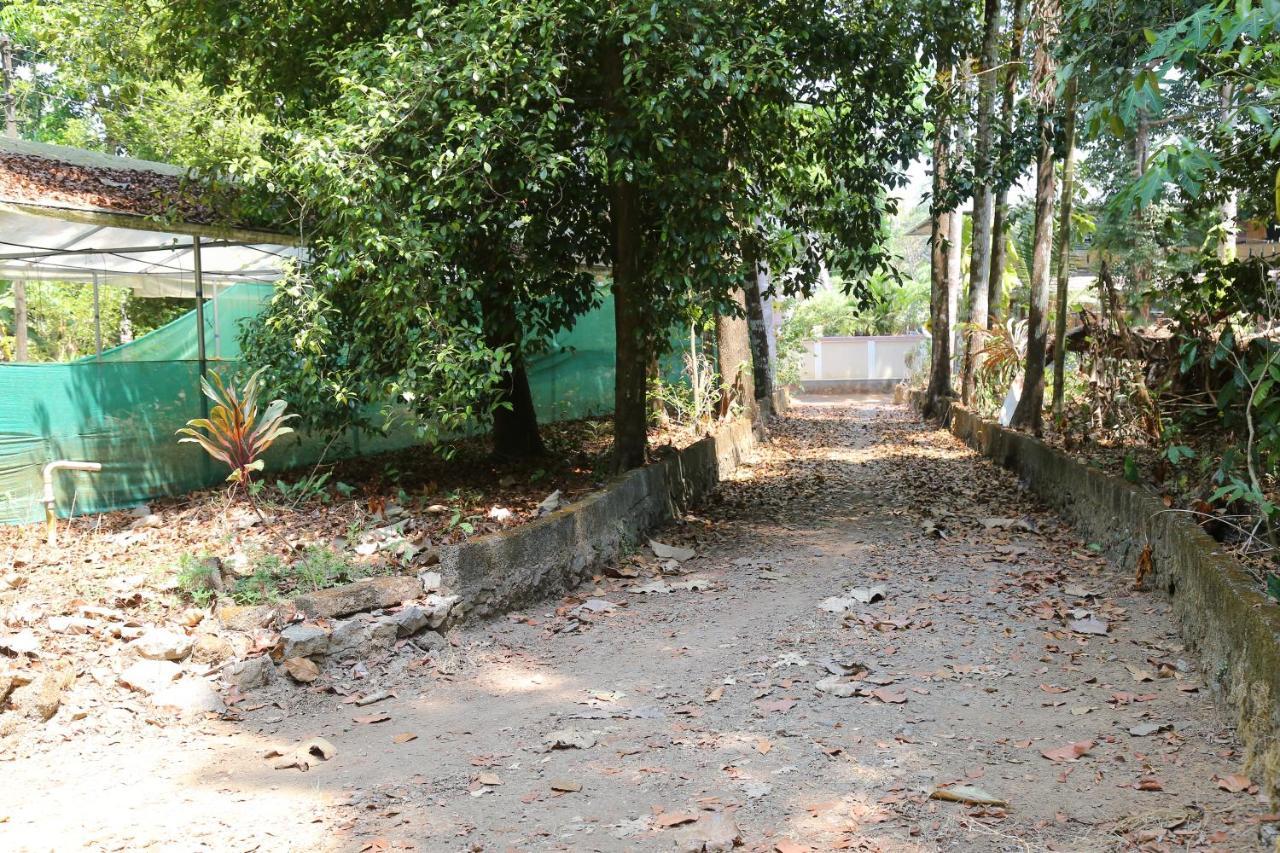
0;282;624;525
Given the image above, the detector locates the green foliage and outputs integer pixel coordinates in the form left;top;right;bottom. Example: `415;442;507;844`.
175;553;219;608
224;547;360;605
177;367;297;485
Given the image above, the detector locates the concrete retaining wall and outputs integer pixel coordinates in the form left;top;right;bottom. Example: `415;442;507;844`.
801;378;901;395
909;390;1280;800
437;418;760;622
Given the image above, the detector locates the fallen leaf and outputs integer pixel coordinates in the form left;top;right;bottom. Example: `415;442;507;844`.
1127;722;1170;737
850;585;887;604
1216;774;1252;794
775;840;811;853
756;739;773;754
1068;614;1108;636
649;540;695;561
550;779;582;793
353;713;391;725
1126;664;1155;683
870;688;908;704
392;732;417;744
283;656;320;683
265;737;336;771
755;698;797;715
706;686;725;702
930;785;1008;807
629;580;672;595
1041;740;1093;762
476;772;502;786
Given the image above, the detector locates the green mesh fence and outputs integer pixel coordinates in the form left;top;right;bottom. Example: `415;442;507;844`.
0;282;627;525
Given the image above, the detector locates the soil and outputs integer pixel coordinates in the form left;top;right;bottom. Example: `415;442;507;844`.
1;396;1274;851
0;415;706;610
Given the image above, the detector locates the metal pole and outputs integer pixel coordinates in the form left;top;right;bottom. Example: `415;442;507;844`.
92;270;102;357
211;279;220;359
1;33;16;139
193;236;208;419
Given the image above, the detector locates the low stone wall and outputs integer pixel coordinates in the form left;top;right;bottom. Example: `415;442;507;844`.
437;418;759;622
909;391;1280;800
801;378;901;395
223;416;766;688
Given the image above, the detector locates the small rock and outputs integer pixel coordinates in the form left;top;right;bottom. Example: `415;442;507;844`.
391;605;431;637
411;631;447;654
191;633;235;665
48;616;96;635
369;618;399;649
128;513;163;530
129;629;193;661
152;679;226;715
0;630;40;656
180;608;205;627
673;812;742;853
422;593;459;629
226;656;276;691
545;729;596;750
292;575;422;619
119;659;182;695
217;604;274;631
419;571;443;593
327;617;372;657
279;623;331;659
9;664;73;721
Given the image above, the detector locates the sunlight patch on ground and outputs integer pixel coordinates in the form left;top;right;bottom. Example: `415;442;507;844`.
470;661;570;696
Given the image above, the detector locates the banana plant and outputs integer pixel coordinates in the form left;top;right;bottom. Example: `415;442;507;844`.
177;367;297;487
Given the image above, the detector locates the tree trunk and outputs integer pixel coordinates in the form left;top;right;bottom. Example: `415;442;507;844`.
602;39;648;472
986;0;1029;327
742;241;773;402
13;280;27;361
923;46;955;419
480;291;546;460
715;288;754;420
1051;78;1078;428
947;204;963;366
961;0;1001;404
1010;0;1059;435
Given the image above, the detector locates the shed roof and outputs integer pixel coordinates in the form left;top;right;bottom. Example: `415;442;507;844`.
0;137;301;297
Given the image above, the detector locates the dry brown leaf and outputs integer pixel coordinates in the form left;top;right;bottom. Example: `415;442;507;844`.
1041;740;1093;762
282;656;320;683
1216;773;1252;793
870;688;908;704
550;779;582;793
392;732;417;744
654;811;699;828
756;739;772;754
353;713;391;725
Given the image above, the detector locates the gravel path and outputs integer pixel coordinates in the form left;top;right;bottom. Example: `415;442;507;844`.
2;396;1272;851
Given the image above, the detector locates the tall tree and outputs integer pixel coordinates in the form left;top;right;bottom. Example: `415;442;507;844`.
987;0;1030;327
1050;77;1078;427
1009;0;1060;434
923;35;958;419
960;0;1002;404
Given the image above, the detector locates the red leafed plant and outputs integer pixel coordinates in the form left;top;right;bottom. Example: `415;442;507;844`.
177;367;297;487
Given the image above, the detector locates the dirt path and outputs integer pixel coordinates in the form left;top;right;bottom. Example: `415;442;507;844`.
2;396;1273;851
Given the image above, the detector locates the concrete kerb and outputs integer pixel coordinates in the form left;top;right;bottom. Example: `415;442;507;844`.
907;389;1280;802
222;411;773;691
